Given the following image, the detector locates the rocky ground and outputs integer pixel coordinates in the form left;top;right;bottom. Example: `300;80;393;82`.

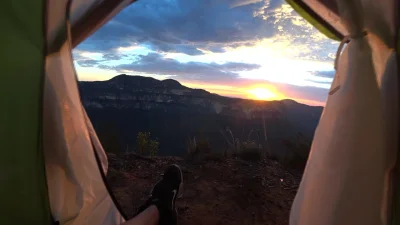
106;153;303;225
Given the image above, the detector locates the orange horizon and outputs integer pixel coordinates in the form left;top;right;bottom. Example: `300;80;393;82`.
77;73;326;106
181;81;325;106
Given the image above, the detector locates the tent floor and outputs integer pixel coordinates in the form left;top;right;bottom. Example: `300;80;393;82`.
107;153;302;225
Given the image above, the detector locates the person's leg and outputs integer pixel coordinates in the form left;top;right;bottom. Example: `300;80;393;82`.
122;205;159;225
124;164;183;225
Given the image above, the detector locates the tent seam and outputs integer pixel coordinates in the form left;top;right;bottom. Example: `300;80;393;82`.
64;0;129;220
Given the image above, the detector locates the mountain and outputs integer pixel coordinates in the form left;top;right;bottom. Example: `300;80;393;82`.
79;74;323;156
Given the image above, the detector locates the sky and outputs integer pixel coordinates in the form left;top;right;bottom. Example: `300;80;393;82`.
73;0;339;106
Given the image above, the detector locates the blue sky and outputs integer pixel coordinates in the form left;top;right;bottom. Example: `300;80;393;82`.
73;0;339;105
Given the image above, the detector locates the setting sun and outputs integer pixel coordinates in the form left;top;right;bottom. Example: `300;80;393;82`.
248;87;278;100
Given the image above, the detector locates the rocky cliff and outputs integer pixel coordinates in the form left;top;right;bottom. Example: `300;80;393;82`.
79;74;323;156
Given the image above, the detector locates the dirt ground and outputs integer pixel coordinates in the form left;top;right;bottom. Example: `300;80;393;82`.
107;153;302;225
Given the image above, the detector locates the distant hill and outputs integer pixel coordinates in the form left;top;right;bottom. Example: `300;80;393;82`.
79;74;323;156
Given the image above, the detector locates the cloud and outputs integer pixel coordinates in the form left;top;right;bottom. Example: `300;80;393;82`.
103;53;124;60
312;70;335;78
112;52;261;81
77;0;283;55
77;59;99;67
74;51;128;68
230;0;263;8
300;70;335;85
76;0;338;63
278;84;329;104
265;3;338;62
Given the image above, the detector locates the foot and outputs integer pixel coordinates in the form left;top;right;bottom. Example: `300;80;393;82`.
136;164;183;225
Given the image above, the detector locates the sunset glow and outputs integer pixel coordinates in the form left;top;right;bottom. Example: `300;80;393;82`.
247;87;279;100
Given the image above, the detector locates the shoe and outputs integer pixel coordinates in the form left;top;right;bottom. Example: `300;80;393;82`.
136;164;183;225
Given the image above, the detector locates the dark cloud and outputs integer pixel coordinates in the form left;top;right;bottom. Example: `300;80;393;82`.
98;64;113;70
300;70;335;86
77;0;283;55
313;70;335;78
75;0;340;63
77;59;99;67
103;53;125;60
75;52;126;68
113;52;261;81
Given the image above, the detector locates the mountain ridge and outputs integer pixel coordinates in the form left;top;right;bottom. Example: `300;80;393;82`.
81;74;321;106
79;74;323;156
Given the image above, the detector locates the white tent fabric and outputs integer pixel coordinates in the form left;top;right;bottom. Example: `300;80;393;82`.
43;0;129;224
290;0;398;225
43;32;125;225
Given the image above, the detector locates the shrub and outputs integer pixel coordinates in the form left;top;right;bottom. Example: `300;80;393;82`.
237;140;263;161
187;133;213;162
220;127;239;153
220;128;268;158
136;132;159;157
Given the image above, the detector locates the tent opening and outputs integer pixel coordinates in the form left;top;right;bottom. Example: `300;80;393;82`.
72;0;340;223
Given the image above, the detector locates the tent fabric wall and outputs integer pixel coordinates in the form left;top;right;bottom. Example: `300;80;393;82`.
84;109;109;174
0;1;52;224
290;0;399;225
43;0;126;224
291;34;386;225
